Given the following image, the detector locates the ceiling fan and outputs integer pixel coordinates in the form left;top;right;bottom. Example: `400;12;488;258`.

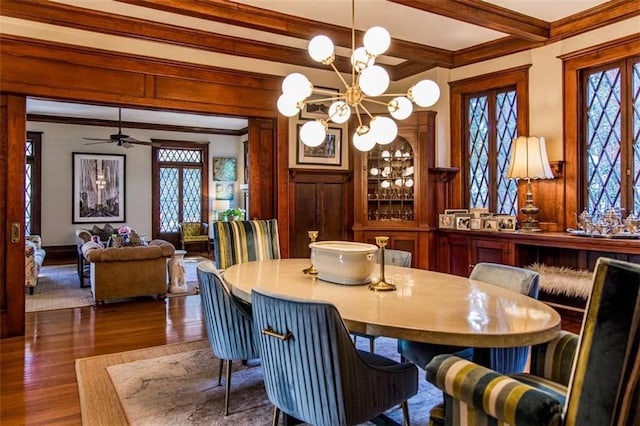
83;107;158;148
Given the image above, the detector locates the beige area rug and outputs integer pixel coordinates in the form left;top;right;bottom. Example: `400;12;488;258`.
26;264;94;312
76;337;442;426
167;256;211;298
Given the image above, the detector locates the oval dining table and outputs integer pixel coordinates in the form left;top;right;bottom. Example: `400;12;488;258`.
220;258;561;356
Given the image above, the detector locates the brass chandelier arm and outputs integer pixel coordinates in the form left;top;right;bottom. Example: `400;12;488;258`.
329;62;351;90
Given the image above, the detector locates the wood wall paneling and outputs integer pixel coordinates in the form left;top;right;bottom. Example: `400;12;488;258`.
1;95;27;338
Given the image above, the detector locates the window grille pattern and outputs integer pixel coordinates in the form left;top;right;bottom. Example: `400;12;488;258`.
159;167;179;233
158;149;201;163
496;91;518;215
468;95;489;208
182;168;202;222
633;63;640;213
585;67;622;213
25;140;33;235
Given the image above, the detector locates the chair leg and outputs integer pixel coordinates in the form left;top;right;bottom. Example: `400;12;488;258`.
369;336;375;353
217;358;224;386
272;406;281;426
401;401;411;426
224;360;232;416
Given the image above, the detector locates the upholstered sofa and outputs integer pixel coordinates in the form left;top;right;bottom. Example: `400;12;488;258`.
82;239;174;304
25;235;46;295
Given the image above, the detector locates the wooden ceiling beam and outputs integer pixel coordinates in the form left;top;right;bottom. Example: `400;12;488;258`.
0;0;354;75
115;0;454;67
550;0;640;40
389;0;549;42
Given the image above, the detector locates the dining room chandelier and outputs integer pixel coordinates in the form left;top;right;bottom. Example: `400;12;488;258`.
276;0;440;152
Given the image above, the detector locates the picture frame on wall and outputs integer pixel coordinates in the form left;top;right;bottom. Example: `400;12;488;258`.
298;87;339;120
215;181;234;200
296;125;342;166
72;152;126;224
212;157;236;181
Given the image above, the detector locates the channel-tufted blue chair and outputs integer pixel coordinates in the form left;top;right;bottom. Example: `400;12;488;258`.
426;257;640;426
212;219;280;270
398;262;539;374
353;248;413;352
197;262;259;416
252;289;419;426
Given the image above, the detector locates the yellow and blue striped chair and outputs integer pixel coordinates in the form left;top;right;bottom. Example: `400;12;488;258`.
426;257;640;425
212;219;280;270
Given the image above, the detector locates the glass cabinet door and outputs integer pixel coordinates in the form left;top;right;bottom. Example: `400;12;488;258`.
366;136;415;222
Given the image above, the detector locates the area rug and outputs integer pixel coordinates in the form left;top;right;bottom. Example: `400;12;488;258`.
26;264;94;312
76;337;442;425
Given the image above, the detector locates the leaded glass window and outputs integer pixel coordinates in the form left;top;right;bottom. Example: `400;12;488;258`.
156;147;206;234
25;140;33;235
583;58;640;215
465;88;518;214
25;132;41;236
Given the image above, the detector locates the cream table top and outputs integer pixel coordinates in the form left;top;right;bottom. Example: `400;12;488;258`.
220;258;561;348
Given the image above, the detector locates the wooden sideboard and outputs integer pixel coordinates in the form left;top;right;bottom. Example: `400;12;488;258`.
437;229;640;277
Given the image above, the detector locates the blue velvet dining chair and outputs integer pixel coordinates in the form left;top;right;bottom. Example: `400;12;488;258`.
196;262;259;416
353;248;413;353
426;257;640;426
212;219;280;270
252;289;419;426
398;262;539;374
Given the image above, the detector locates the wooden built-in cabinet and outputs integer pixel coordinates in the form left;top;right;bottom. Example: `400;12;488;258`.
437;229;640;277
353;111;437;269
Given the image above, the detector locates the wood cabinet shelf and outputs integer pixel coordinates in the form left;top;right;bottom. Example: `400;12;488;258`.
353;111;437;269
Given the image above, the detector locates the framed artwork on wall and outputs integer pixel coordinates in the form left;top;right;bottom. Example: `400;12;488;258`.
215;181;234;200
296;125;342;166
212;157;236;181
298;87;339;120
72;152;126;224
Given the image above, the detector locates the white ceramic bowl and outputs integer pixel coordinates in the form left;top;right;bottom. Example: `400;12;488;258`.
309;241;378;285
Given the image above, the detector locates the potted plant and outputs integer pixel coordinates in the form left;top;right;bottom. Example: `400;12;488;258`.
222;208;244;221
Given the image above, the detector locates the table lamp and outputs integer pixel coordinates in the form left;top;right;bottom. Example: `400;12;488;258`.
507;136;554;232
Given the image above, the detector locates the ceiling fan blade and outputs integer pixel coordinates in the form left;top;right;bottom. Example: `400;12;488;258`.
84;141;110;146
121;142;135;148
83;137;112;142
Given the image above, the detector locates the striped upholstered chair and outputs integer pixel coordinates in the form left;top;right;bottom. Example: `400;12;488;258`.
426;257;640;426
196;262;259;416
398;262;539;374
212;219;280;270
252;289;419;426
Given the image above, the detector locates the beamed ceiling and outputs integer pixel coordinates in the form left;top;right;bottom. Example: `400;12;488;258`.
2;0;639;128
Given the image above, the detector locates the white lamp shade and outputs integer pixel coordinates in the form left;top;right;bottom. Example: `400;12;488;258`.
277;94;300;117
308;35;334;63
388;96;413;120
351;47;374;72
369;116;397;145
353;126;376;151
282;73;312;101
409;79;440;107
300;121;327;147
507;136;554;179
359;65;389;97
328;101;351;124
364;26;390;56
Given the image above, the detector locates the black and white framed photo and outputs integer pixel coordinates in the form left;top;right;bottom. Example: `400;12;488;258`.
483;218;498;230
439;214;455;229
498;215;517;231
455;216;472;230
444;208;469;215
72;152;125;224
298;87;339;120
296;125;342;166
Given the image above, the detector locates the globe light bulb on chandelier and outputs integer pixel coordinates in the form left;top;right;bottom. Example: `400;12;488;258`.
276;0;440;152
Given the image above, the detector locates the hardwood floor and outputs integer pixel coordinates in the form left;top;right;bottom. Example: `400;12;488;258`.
0;280;582;425
0;295;206;425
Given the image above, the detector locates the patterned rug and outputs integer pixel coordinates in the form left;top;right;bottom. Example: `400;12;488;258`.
77;337;443;425
26;264;94;312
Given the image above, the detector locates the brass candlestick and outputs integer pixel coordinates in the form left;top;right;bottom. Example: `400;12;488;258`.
369;236;396;292
302;230;319;278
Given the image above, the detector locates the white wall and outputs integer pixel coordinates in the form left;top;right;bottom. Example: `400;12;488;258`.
27;121;244;245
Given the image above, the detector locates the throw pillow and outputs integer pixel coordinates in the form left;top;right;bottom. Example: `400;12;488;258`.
101;224;115;241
